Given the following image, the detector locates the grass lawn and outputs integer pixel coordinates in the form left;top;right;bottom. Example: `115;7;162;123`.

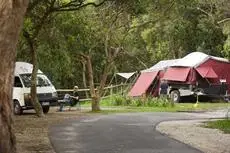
204;119;230;133
82;102;230;113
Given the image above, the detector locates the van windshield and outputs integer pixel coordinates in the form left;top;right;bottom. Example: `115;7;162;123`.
20;74;51;87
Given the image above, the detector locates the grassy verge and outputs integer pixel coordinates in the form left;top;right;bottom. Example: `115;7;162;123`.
204;119;230;133
85;102;229;114
81;95;229;112
205;119;230;133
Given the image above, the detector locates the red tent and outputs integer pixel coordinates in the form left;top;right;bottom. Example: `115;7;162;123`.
128;71;158;97
163;52;230;93
162;67;191;82
128;59;179;97
195;67;218;78
128;52;230;97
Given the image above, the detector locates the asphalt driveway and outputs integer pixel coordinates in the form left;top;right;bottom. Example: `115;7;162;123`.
49;112;203;153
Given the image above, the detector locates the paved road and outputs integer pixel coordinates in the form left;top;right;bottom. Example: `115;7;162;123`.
49;112;208;153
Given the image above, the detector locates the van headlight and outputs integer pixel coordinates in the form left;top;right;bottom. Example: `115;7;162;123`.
52;92;58;97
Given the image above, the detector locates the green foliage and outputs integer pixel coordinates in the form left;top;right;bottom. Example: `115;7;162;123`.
16;0;230;90
109;95;174;108
113;95;125;106
223;37;230;60
205;119;230;133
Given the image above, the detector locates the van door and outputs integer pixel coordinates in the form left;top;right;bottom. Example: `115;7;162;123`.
13;76;25;107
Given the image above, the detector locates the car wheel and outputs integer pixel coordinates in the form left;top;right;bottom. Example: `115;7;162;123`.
14;100;23;115
170;90;180;103
42;106;50;114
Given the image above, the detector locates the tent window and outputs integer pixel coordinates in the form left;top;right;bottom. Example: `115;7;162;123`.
195;67;218;79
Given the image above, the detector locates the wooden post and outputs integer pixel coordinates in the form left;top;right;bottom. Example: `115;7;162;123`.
110;84;113;103
120;83;123;95
141;93;146;106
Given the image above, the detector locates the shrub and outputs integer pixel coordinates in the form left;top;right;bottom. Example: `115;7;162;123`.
124;97;133;106
132;98;144;107
109;95;174;108
146;97;160;107
145;97;174;108
113;95;125;106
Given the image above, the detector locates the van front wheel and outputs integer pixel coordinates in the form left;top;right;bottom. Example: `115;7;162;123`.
42;106;50;114
14;100;23;115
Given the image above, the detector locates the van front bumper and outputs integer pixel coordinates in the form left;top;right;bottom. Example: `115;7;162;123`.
24;96;58;108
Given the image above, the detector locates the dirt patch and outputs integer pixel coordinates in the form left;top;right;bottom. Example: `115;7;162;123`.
14;107;90;153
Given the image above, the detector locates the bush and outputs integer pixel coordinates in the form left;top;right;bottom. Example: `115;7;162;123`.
132;98;143;107
132;96;174;108
113;95;124;106
145;97;173;107
146;97;160;107
124;97;133;106
109;95;174;108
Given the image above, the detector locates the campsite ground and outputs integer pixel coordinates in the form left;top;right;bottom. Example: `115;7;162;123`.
15;108;91;153
157;118;230;153
15;103;230;153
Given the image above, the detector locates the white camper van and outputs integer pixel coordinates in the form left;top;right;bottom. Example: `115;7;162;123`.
13;62;58;115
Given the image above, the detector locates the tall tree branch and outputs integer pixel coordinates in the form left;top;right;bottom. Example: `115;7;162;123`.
53;1;107;12
218;18;230;24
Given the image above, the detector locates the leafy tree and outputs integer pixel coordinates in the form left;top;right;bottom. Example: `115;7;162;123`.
131;0;226;62
52;1;140;111
16;0;230;113
18;0;107;116
195;0;230;58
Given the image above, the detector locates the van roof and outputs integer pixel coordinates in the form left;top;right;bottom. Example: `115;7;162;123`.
14;62;43;75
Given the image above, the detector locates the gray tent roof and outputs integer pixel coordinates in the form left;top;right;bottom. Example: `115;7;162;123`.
140;52;229;73
171;52;229;67
142;59;180;72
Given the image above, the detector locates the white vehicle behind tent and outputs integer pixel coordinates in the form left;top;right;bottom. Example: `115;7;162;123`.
13;62;58;115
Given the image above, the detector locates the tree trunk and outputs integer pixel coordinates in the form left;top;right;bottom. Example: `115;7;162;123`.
23;30;44;117
0;1;29;153
91;95;101;111
83;48;121;111
31;46;44;117
98;47;121;97
85;55;100;111
98;62;111;96
81;60;89;98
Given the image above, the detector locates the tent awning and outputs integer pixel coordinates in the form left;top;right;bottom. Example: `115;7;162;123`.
128;71;158;97
162;67;191;82
196;67;218;78
116;72;135;79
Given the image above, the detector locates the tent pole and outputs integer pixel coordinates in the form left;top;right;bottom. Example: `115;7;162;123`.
102;73;116;97
149;77;159;97
125;72;139;94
